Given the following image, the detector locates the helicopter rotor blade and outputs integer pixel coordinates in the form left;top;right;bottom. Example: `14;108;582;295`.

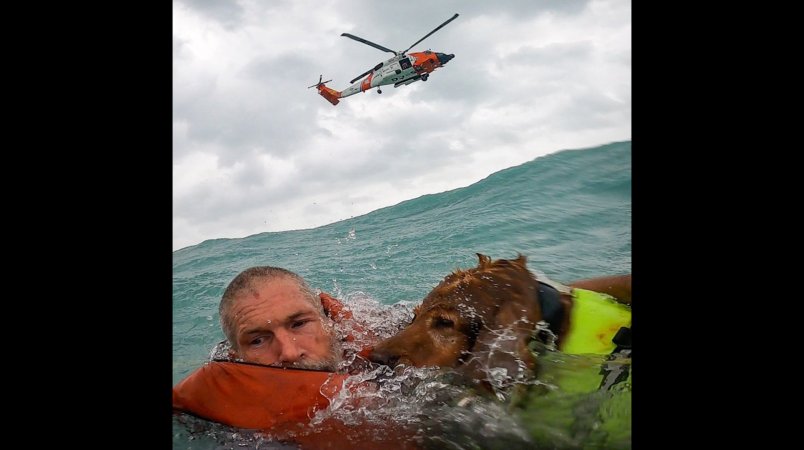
341;33;397;54
307;79;332;88
401;13;459;55
307;74;322;89
307;75;332;88
349;69;372;85
349;62;384;84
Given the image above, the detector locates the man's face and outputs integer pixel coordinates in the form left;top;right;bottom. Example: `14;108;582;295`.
229;277;340;370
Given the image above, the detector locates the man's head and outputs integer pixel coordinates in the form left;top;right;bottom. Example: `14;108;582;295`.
219;266;341;370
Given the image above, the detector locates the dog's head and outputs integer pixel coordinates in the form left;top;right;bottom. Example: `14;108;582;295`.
369;253;542;388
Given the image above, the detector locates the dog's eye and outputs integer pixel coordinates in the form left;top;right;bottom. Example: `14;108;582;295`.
433;317;454;329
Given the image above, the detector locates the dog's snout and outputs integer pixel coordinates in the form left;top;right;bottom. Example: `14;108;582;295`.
368;347;400;368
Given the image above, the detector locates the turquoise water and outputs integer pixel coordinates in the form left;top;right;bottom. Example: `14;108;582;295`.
173;140;631;448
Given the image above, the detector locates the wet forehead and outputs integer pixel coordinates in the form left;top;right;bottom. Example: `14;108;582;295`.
418;291;465;316
233;277;315;317
420;273;501;316
245;276;300;299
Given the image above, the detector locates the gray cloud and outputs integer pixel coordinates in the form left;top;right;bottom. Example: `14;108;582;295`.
176;0;245;30
173;0;631;250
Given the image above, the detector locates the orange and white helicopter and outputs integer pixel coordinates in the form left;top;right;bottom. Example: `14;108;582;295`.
309;13;458;105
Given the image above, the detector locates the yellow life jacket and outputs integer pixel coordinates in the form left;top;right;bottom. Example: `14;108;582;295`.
561;288;631;355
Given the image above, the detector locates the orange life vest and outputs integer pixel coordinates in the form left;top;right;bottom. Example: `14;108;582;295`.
173;360;350;429
173;293;374;430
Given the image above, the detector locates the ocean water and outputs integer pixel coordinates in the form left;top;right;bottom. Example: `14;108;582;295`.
173;140;631;449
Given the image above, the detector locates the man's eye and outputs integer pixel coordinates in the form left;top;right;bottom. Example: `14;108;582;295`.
292;320;311;329
250;336;269;345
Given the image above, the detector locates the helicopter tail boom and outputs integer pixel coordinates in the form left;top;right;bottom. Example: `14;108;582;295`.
309;75;341;105
317;83;341;106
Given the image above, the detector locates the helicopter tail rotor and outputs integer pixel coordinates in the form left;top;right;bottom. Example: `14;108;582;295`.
307;74;333;89
308;75;341;105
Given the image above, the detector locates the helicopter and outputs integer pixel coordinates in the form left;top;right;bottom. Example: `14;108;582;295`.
309;13;458;106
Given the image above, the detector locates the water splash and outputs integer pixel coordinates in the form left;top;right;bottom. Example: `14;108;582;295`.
534;319;559;351
208;339;232;361
335;228;357;244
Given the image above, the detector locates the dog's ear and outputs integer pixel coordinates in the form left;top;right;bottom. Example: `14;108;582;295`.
476;253;492;268
459;285;540;393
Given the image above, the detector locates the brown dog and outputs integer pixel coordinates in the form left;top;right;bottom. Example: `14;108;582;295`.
368;253;630;391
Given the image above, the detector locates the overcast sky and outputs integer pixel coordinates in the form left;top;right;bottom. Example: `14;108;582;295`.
173;0;631;251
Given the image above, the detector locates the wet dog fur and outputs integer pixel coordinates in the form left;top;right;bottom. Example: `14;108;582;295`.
369;253;567;391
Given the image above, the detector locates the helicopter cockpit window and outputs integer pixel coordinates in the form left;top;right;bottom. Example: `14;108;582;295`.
399;58;412;70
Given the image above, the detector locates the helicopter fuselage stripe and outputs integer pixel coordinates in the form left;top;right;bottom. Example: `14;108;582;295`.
360;72;373;92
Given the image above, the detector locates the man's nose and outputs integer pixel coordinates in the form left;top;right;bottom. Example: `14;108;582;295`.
275;330;304;363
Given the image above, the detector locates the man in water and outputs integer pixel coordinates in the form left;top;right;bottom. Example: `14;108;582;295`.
172;265;376;439
217;266;344;370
